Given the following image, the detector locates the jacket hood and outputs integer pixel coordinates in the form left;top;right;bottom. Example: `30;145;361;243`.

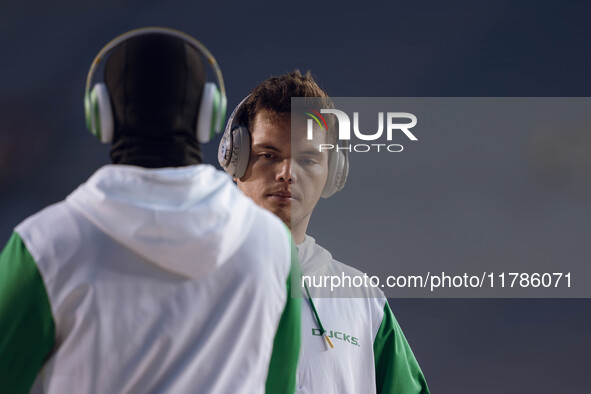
66;164;252;279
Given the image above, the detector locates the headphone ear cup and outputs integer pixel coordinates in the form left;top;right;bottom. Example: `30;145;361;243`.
218;125;250;179
321;150;348;198
321;150;340;198
89;83;114;143
197;82;221;143
84;89;92;133
337;152;349;191
216;93;227;136
335;151;349;193
218;125;233;169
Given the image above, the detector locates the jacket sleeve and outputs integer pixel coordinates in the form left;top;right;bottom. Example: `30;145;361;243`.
373;301;429;394
0;232;55;394
265;233;302;394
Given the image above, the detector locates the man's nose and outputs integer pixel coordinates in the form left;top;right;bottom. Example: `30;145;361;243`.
276;159;295;184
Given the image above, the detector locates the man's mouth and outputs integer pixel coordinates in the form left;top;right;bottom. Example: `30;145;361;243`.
267;191;295;201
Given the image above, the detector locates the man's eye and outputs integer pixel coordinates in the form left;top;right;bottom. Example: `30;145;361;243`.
300;158;317;165
259;153;275;159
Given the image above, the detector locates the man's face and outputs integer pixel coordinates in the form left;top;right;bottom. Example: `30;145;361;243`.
236;109;329;237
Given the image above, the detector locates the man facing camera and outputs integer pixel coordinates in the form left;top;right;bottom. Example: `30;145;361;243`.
0;28;300;394
219;71;429;393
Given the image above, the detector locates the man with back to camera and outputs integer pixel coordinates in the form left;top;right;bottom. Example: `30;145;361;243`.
0;27;301;394
218;71;429;393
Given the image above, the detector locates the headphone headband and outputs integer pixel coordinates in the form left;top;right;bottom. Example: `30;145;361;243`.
85;27;227;139
85;27;226;105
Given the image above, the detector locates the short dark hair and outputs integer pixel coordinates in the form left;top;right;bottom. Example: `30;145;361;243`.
237;70;336;144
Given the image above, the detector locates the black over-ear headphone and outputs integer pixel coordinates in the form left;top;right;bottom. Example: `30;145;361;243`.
218;97;348;198
84;26;227;144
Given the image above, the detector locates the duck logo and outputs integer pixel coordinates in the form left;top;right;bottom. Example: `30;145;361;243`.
311;328;360;347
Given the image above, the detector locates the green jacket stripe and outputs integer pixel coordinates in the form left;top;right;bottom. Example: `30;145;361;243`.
373;302;429;394
0;232;56;394
266;230;302;394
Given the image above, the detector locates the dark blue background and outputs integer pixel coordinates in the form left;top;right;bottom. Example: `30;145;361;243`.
1;1;590;392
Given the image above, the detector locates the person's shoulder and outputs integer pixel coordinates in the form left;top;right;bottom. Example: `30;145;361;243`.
14;198;80;275
304;237;377;283
331;255;387;305
329;255;369;279
302;236;387;302
16;199;74;239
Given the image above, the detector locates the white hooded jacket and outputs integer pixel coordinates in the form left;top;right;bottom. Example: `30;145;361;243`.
0;164;300;394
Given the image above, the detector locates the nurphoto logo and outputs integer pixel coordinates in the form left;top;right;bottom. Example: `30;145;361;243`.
305;108;418;153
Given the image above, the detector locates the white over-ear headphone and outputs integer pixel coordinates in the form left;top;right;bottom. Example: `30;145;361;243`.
218;97;348;198
84;27;227;144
